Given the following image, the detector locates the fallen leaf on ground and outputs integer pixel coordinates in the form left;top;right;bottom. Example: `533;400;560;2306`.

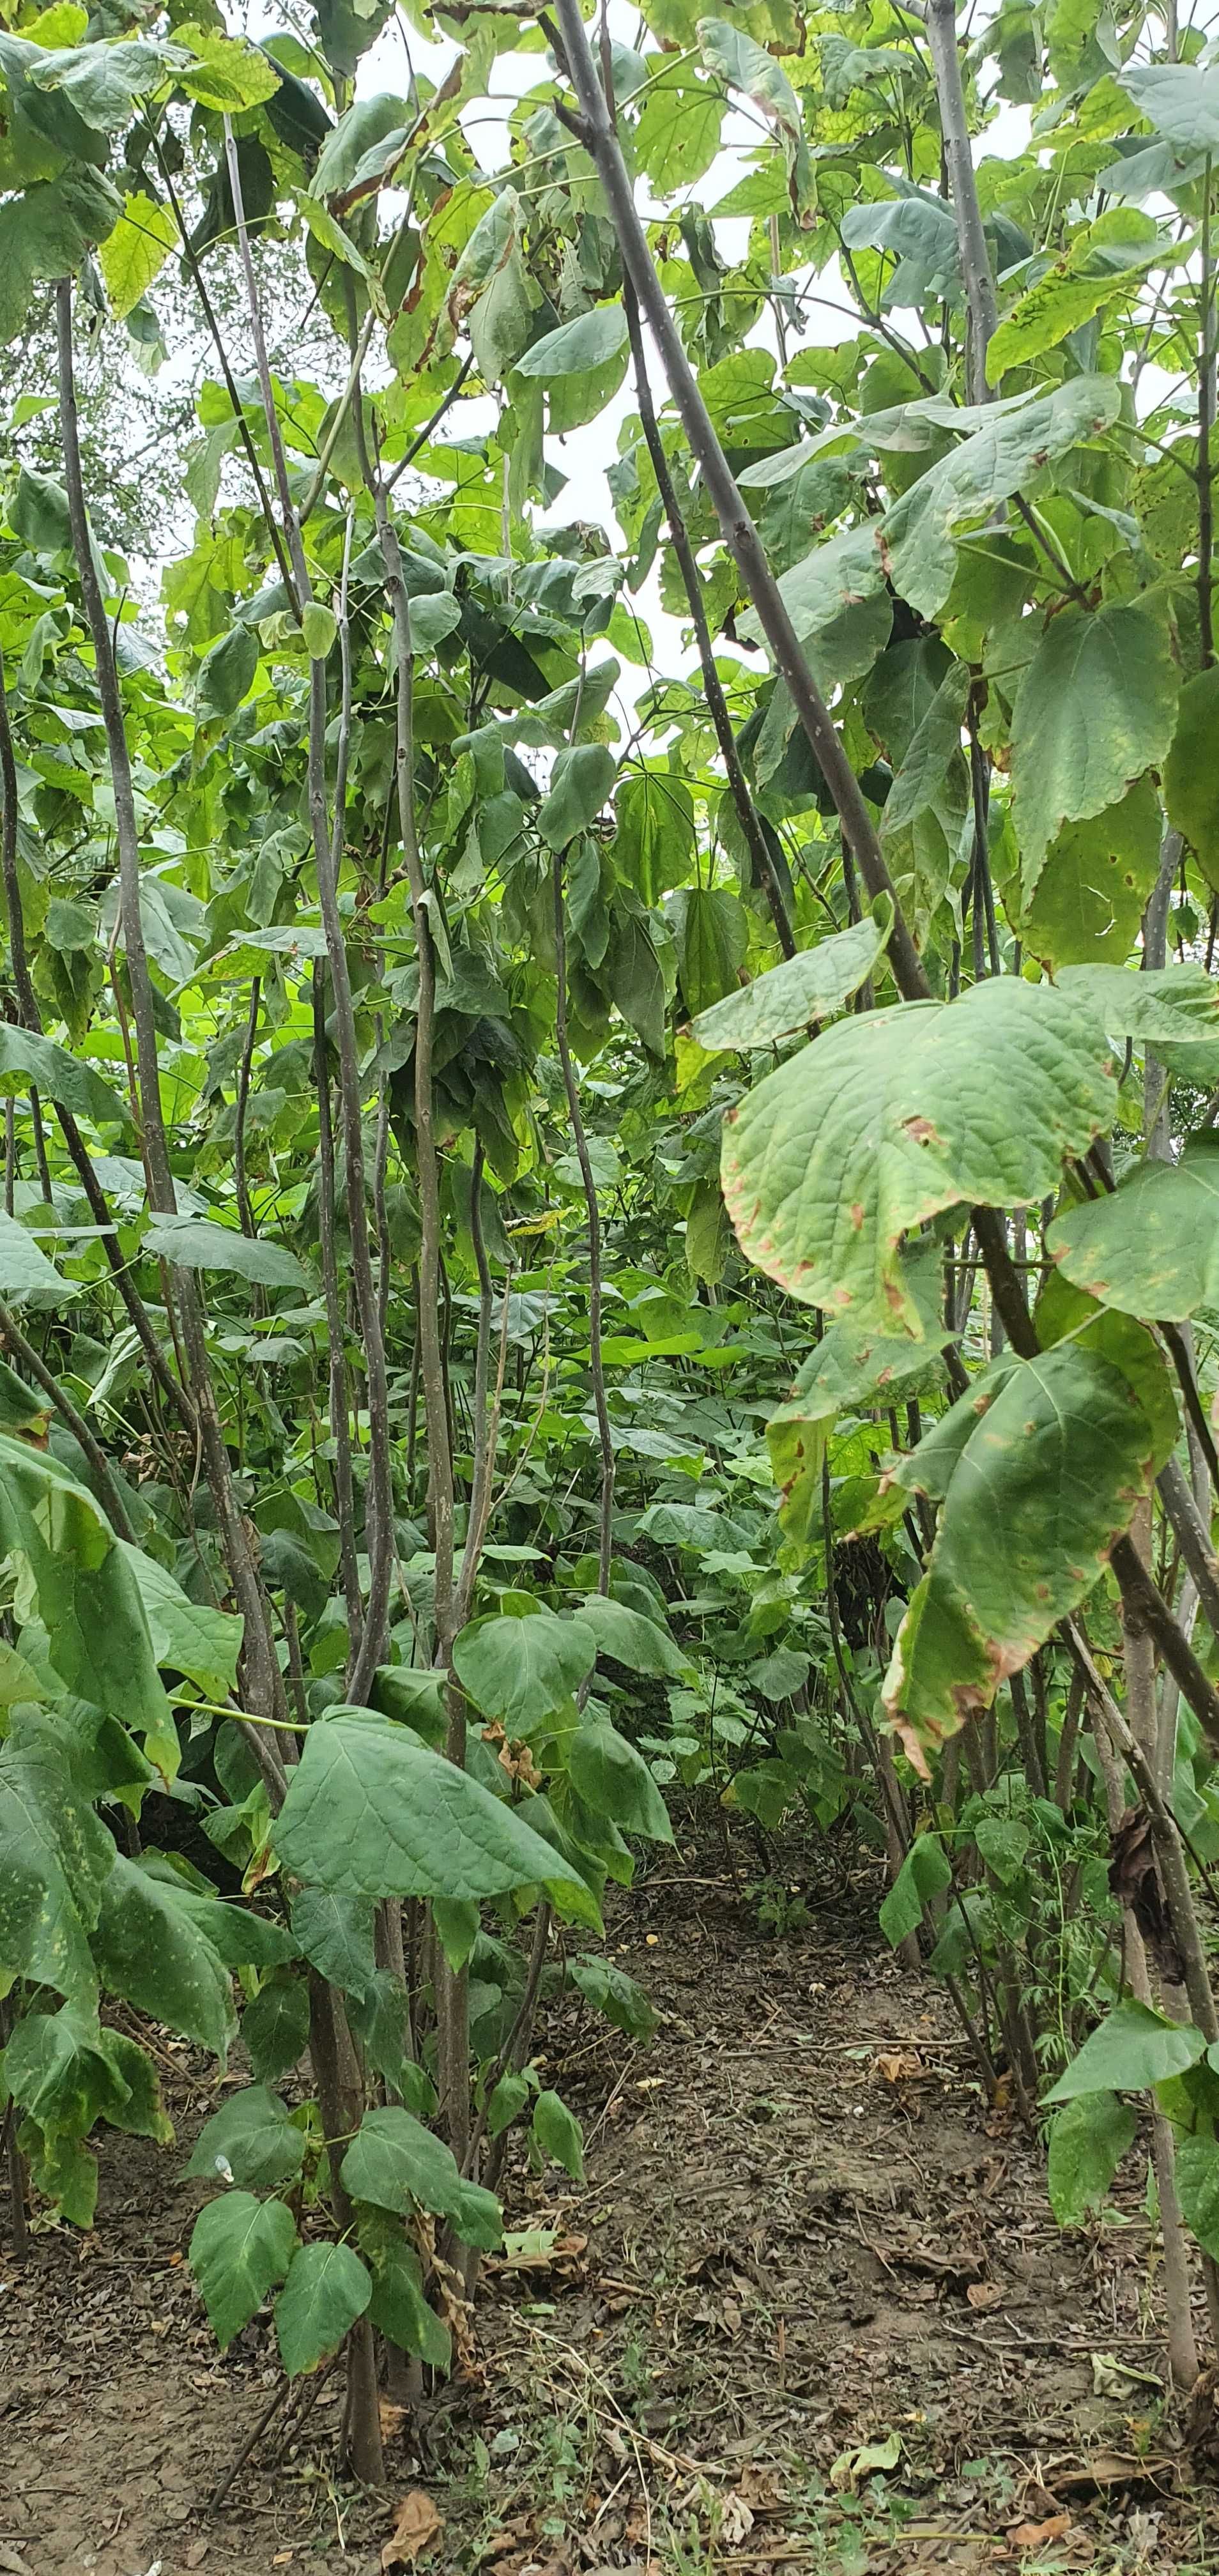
966;2281;1004;2310
1009;2515;1070;2549
719;2492;755;2544
382;2490;443;2568
830;2429;901;2491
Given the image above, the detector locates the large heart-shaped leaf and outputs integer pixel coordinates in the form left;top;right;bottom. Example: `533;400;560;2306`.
1045;2000;1206;2100
453;1607;595;1732
881;376;1121;617
881;1345;1168;1767
92;1853;237;2058
1011;601;1180;877
272;1712;601;1922
144;1215;306;1291
721;981;1116;1333
187;2085;305;2191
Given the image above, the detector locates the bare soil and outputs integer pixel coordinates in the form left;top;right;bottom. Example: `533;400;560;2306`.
1;1841;1216;2575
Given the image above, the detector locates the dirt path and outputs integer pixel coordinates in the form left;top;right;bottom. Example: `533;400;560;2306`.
1;1849;1214;2574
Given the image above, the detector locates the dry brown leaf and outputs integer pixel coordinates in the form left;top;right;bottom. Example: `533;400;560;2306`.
379;2399;410;2440
719;2492;755;2545
875;2050;921;2082
382;2489;443;2569
966;2281;1004;2310
1010;2514;1070;2550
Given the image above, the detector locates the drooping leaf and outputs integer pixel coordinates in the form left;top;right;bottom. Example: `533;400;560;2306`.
119;1545;243;1698
272;1712;601;1920
720;981;1116;1333
878;1834;951;1947
0;1436;174;1759
1010;602;1179;880
0;1025;131;1130
342;2104;502;2247
0;163;122;342
0;1212;67;1303
1048;1138;1219;1322
882;1347;1170;1766
1119;59;1219;151
539;746;617;851
275;2239;371;2376
1175;2132;1219;2259
532;2088;585;2180
188;2191;298;2349
568;1713;675;1843
1020;779;1163;969
98;188;176;318
1047;2091;1137;2226
1163;666;1219;887
92;1854;237;2057
1054;962;1219;1041
196;624;259;719
241;1977;310;2084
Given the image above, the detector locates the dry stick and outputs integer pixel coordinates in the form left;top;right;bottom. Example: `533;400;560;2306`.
312;967;363;1650
221;126;393;1698
553;852;615;1595
924;0;997;406
233;976;261;1243
374;497;470;2161
1112;1502;1199;2390
549;0;926;1008
1200;155;1215;671
56;279;288;1768
0;1294;134;1540
619;279;795;960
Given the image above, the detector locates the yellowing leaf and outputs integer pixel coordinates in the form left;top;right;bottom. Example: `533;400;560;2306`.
98;188;176;320
175;24;282;110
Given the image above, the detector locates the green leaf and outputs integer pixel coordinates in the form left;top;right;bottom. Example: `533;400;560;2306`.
98;188;176;319
301;601;337;659
451;189;535;384
1175;2133;1219;2260
697;17;812;210
1119;60;1219;151
568;1713;674;1843
1164;667;1219;886
11;464;72;553
276;2239;371;2376
187;2083;305;2191
515;307;628;378
175;24;283;110
0;1211;66;1304
532;2088;585;2181
1048;1138;1219;1322
1020;778;1163;970
1045;2001;1206;2101
0;1024;130;1130
882;666;969;838
92;1854;237;2057
343;2104;501;2246
0;164;122;343
405;590;462;650
721;981;1115;1332
363;2220;451;2366
673;886;747;1020
454;1607;595;1731
0;1734;112;2003
567;1952;657;2040
693;905;891;1050
878;1835;951;1947
119;1544;243;1698
290;1887;378;1999
1054;962;1219;1041
767;1299;951;1542
197;624;259;719
634;65;723;194
24;36;172;134
1011;602;1180;881
241;1977;310;2083
0;1435;174;1757
272;1712;601;1920
144;1216;306;1291
882;378;1122;619
1047;2091;1137;2227
987;215;1173;382
615;773;696;905
539;746;617;851
188;2191;298;2349
574;1591;692;1680
883;1347;1165;1763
